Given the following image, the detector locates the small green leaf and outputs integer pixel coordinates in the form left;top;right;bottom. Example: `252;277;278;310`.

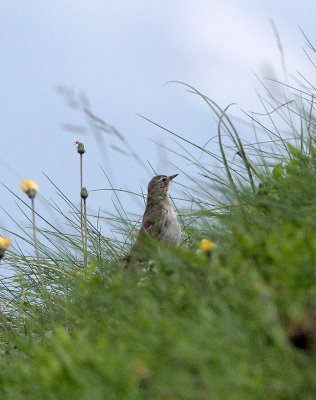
285;159;301;175
287;143;302;159
272;163;284;180
88;259;98;274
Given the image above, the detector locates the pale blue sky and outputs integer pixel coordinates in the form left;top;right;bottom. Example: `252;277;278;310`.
0;0;315;241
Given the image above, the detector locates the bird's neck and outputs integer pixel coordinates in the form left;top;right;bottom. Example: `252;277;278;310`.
147;191;169;207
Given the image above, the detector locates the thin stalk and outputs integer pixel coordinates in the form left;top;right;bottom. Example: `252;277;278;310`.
80;152;84;255
31;197;52;315
31;198;39;261
83;199;88;268
83;198;88;268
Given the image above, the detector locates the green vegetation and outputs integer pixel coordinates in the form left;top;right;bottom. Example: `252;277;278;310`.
1;39;316;399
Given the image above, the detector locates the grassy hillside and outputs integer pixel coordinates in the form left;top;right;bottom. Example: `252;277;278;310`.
1;53;316;398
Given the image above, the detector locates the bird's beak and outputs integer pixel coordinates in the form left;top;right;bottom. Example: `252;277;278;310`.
169;174;178;180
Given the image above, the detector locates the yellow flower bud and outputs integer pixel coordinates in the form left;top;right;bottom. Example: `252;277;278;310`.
20;179;38;199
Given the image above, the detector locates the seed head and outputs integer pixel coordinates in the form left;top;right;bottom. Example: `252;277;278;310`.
75;141;86;154
81;187;88;199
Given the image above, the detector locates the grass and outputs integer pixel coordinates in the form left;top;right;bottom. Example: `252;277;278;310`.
0;36;316;399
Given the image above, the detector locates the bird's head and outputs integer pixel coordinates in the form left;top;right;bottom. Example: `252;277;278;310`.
147;174;178;200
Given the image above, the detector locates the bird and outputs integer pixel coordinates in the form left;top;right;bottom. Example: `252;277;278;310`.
125;174;181;270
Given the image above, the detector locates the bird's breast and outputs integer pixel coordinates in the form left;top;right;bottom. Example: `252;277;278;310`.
159;207;181;246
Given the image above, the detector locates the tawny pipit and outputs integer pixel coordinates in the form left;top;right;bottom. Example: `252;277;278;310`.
125;174;181;269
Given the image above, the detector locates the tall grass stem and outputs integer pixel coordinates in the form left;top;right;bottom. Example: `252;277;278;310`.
31;198;39;261
80;153;84;255
84;197;88;268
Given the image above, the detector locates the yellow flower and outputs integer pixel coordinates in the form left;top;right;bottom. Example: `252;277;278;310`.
196;239;215;260
0;237;10;260
200;239;215;252
0;237;10;249
20;179;38;193
20;179;38;199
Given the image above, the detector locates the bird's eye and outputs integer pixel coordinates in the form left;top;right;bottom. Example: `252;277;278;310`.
162;177;167;182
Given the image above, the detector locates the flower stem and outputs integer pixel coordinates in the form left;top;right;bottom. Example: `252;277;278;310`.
80;152;84;263
31;197;47;301
31;198;39;261
83;197;88;268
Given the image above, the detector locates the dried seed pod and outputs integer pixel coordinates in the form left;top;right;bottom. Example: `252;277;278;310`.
75;141;86;154
81;187;88;199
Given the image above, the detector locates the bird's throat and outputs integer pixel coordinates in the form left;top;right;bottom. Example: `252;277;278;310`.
147;191;169;206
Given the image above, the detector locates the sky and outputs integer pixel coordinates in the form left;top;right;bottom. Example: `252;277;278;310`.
0;0;315;244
